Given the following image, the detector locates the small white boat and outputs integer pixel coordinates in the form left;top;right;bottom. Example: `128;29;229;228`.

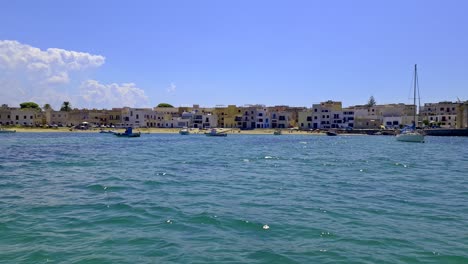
0;128;16;133
179;127;190;135
205;128;227;137
396;131;425;142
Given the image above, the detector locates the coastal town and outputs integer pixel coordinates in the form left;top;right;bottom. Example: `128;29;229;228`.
1;100;468;131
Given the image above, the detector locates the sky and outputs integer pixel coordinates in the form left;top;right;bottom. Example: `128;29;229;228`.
0;0;467;109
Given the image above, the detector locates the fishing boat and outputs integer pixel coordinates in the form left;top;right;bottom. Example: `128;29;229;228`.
99;129;116;134
179;127;190;135
396;64;425;143
326;130;337;136
0;127;16;133
273;129;282;135
205;128;227;137
114;127;141;137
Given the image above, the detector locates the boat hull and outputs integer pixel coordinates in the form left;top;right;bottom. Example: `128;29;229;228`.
114;133;141;137
0;130;16;133
396;133;424;143
205;133;227;137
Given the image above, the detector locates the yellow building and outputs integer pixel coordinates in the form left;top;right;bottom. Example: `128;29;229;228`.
213;105;240;128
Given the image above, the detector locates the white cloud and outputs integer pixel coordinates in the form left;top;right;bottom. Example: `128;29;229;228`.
46;72;70;84
167;82;176;93
0;40;150;109
79;80;149;108
0;40;104;74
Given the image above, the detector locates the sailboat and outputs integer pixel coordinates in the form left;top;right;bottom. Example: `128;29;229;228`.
396;64;425;143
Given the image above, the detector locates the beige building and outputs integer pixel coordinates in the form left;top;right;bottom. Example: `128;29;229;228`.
46;110;69;126
10;108;41;126
354;104;414;129
311;101;343;129
455;101;468;128
420;102;459;128
0;104;12;125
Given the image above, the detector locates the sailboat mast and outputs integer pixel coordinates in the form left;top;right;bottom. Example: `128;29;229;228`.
414;64;417;126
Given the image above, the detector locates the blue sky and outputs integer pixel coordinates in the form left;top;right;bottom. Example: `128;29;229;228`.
1;0;467;109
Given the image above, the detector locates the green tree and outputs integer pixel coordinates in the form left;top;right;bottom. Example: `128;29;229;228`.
60;101;72;111
366;96;376;107
20;102;40;109
157;103;174;108
43;104;52;110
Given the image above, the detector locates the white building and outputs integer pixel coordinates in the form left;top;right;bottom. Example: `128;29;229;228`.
121;107;148;128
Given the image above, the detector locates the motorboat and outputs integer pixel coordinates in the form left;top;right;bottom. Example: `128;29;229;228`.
205;128;227;137
114;127;141;137
179;127;190;135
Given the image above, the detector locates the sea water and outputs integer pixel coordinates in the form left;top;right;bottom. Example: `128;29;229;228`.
0;133;467;263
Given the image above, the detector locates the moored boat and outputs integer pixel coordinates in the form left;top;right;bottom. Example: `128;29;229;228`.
396;64;425;143
0;127;16;133
205;128;227;137
273;129;282;135
114;127;141;137
179;127;190;135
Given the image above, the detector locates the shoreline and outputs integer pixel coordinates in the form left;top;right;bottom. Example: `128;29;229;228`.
7;127;366;136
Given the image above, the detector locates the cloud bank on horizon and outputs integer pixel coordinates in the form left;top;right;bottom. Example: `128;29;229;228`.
0;40;149;109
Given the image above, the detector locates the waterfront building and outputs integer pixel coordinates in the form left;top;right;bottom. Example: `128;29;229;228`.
213;105;240;128
64;109;86;126
10;108;40;126
456;101;468;128
353;104;413;129
154;106;180;128
311;101;343;129
121;107;149;128
353;105;382;129
238;105;259;129
342;107;355;128
45;109;69;126
268;106;294;129
255;106;270;128
298;110;313;130
420;101;459;128
103;108;123;127
0;104;12;125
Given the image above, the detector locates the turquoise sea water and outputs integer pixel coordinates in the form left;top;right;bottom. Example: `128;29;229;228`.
0;133;467;263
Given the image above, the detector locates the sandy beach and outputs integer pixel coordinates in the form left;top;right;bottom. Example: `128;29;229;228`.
9;127;338;135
